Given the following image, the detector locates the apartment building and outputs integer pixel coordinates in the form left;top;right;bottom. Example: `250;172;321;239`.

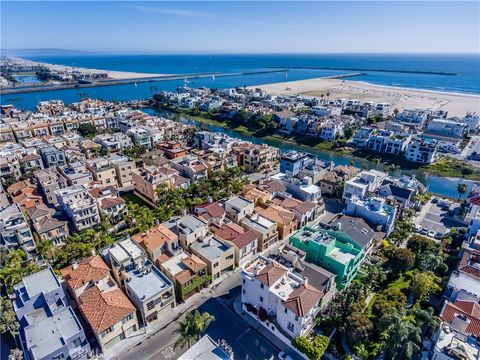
39;146;66;167
35;167;66;206
109;153;136;189
86;156;119;188
131;166;175;204
405;137;438;164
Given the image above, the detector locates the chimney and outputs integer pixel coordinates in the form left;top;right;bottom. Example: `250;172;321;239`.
72;261;78;270
303;277;308;286
90;248;96;257
337;222;341;231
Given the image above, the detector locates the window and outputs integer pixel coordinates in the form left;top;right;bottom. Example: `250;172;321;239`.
242;279;245;284
213;262;219;268
260;284;264;289
295;315;299;321
259;296;263;302
102;325;115;336
146;301;155;310
287;322;294;332
72;337;82;348
122;313;134;324
284;308;288;314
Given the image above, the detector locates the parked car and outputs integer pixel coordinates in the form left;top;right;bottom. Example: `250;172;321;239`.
432;198;439;204
420;227;429;235
415;224;423;232
428;230;437;238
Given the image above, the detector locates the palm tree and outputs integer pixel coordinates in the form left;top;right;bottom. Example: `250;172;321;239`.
457;183;468;199
380;310;421;360
174;312;195;349
418;250;448;274
192;310;215;340
173;310;215;349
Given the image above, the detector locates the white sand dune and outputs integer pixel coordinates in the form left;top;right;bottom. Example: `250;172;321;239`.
254;78;480;118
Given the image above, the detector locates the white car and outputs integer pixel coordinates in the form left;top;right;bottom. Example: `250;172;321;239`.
428;230;437;238
415;225;423;232
278;351;294;360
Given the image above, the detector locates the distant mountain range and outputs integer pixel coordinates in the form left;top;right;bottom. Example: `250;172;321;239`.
1;48;97;57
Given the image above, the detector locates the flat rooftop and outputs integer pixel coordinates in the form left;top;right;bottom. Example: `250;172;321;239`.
191;236;231;261
125;264;172;302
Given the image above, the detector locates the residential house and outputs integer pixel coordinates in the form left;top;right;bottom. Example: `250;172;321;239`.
35;167;66;206
86;157;119;188
132;224;182;266
60;256;138;352
102;239;176;327
13;267;91;360
254;202;298;240
289;226;365;289
210;222;258;266
344;196;396;235
342;169;388;201
39;146;66;168
0;204;36;254
26;204;69;246
56;185;101;231
241;256;323;339
405;137;438;164
161;252;209;301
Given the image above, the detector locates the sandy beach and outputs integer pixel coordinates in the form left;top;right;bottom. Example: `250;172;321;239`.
255;77;480;118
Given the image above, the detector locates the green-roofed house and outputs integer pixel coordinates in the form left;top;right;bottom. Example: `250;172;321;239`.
289;226;365;289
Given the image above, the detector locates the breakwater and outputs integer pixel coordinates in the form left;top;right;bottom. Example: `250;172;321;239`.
267;66;458;76
0;69;289;95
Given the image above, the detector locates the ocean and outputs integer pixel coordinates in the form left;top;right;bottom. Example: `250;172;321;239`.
2;53;479;110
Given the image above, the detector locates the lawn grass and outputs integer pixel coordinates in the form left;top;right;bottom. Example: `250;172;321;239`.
388;270;413;292
121;192;155;209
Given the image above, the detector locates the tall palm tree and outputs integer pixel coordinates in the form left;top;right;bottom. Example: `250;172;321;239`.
0;297;20;347
380;310;421;360
192;311;215;340
457;183;468;199
174;312;195;349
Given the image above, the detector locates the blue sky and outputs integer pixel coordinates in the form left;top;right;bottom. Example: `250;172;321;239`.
1;1;479;54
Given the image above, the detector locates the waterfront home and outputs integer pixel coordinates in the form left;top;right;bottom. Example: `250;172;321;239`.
241;256;323;339
127;127;152;148
0;203;36;255
344;196;396;235
209;222;258;266
56;185;100;231
131;223;182;266
60;255;138;352
161;251;209;301
463;112;480;133
378;175;426;209
13;267;91;360
280;150;315;177
242;144;279;172
425;118;469;139
395;108;431;129
366;129;411;155
404;137;438;164
101;239;176;327
289;226;365;289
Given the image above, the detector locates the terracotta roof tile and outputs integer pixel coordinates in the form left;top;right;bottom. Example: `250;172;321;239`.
256;262;287;287
60;255;111;290
441;300;480;336
79;285;135;333
132;224;178;252
282;283;323;317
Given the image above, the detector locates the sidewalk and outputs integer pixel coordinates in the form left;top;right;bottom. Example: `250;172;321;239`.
100;289;211;360
232;294;305;360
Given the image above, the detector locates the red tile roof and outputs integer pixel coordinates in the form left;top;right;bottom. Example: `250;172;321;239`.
79;285;136;333
100;197;125;210
194;202;225;220
441;300;480;336
132;224;178;252
282;283;323;317
256;262;287;287
60;255;111;290
458;251;480;279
